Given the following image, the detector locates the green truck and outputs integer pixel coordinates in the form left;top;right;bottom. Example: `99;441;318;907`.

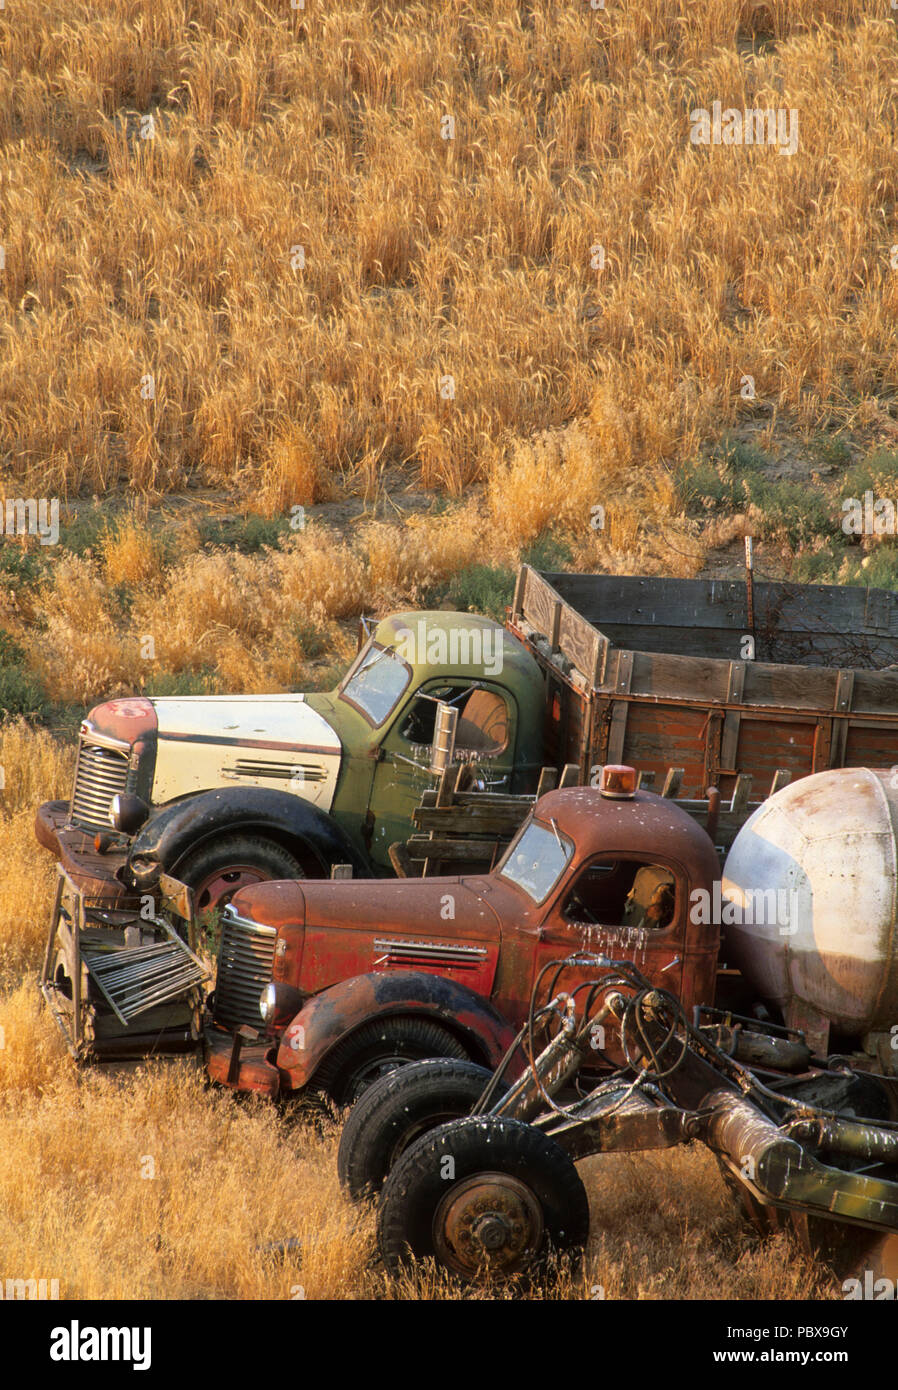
35;609;545;920
36;565;898;923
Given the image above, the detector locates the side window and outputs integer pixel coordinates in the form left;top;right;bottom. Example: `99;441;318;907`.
397;686;510;758
397;685;460;746
454;689;509;756
562;859;677;931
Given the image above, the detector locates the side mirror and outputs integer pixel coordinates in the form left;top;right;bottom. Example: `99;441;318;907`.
429;701;458;775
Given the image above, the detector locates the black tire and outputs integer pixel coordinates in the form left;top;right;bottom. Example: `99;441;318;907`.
312;1017;470;1109
378;1115;590;1280
338;1058;502;1202
177;834;304;917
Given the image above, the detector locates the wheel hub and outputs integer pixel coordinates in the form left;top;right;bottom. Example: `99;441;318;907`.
434;1173;544;1276
472;1213;511;1250
194;865;267;914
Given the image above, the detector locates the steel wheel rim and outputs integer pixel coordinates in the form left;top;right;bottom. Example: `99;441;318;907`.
194;864;268;914
433;1171;544;1277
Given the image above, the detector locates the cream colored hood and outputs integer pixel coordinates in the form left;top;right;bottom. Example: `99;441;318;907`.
149;694;342;810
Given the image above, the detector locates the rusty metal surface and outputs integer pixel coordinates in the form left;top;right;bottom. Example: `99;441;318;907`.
40;868;203;1062
204;1026;280;1097
704;1090;898;1235
274;969;517;1088
34;802;130;903
217;784;722;1095
543;1088;690;1159
82;696;157;746
516;960;898;1241
433;1173;544;1277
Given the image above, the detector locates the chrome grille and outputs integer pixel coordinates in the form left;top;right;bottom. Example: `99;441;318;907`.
213;906;277;1031
70;740;130;832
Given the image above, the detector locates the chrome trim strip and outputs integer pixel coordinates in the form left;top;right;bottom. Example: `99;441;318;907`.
221;905;278;938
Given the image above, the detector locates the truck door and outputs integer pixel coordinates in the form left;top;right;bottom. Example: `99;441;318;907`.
367;681;518;868
536;854;687;1005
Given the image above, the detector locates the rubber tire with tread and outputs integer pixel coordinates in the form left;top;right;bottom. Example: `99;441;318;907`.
177;833;304;913
377;1114;590;1278
338;1058;502;1201
312;1017;470;1109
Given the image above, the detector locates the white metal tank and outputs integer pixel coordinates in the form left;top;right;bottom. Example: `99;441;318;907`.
722;767;898;1041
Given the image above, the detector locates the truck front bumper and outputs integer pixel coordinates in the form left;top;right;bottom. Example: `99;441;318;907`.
35;800;130;902
204;1024;282;1099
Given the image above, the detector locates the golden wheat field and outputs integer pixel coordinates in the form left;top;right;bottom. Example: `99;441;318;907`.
1;0;897;1301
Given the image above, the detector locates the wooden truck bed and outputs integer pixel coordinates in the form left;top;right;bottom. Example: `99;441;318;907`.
399;762;782;875
506;566;898;798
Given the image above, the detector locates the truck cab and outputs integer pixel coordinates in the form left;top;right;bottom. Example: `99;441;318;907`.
34;612;546;915
303;613;545;867
205;766;721;1103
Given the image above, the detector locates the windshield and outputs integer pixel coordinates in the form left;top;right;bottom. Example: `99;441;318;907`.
339;643;412;726
498;817;574;904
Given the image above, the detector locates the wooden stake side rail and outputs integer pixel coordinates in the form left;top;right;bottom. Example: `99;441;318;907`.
505;567;898;802
400;764;790;876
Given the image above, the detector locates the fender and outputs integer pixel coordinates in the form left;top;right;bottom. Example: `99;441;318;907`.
126;786;373;888
275;969;518;1089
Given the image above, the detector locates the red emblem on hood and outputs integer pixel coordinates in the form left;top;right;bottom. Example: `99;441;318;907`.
104;698;155;719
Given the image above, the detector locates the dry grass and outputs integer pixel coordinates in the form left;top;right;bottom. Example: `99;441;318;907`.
0;722;74;990
2;1;896;707
0;0;893;506
0;990;836;1301
11;507;510;705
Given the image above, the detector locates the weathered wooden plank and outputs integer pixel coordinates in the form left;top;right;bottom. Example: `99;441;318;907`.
605;651;633;764
830;719;851;768
850;672;898;715
520;570;560;647
844;721;898;769
557;604;605;684
511;564;529;619
662;767;684;798
834;669;855;712
546;573;898;642
413;806;530;833
742;662;840;710
549;599;562;651
536;767;558;797
617;702;712;798
704;708;724;784
418;789;534;810
627;649;733;702
719;663;746;772
435;764;459;807
406;837;503;861
729;775;753;815
731;716;816;792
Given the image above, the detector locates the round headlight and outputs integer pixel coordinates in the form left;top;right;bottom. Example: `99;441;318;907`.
109;792;150;835
259;982;277;1025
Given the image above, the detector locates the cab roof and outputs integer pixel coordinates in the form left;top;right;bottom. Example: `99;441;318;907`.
373;611;543;686
532;784;720;880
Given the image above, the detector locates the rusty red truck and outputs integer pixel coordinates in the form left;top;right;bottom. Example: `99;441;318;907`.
205;764;721;1103
205;755;898;1109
